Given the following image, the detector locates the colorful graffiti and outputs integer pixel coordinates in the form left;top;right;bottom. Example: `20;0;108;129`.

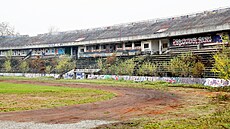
204;78;230;87
79;50;141;58
213;32;229;43
1;73;229;87
173;36;212;46
87;75;230;87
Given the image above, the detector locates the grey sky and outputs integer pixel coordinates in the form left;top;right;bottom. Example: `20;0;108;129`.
1;0;230;36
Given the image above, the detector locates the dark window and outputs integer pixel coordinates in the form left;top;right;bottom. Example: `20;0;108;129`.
95;45;99;50
125;43;132;47
163;43;168;48
134;42;141;47
101;45;106;49
80;49;84;52
144;44;149;48
86;46;90;50
117;44;122;48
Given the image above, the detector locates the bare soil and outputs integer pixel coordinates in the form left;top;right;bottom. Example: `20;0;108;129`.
0;79;216;124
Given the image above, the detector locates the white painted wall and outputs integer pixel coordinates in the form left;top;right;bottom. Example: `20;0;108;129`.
141;41;152;52
151;40;159;54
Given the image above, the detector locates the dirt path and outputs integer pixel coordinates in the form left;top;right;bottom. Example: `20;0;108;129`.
0;80;181;124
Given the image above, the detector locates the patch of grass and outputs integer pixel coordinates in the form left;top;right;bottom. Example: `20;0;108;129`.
143;105;230;129
0;82;115;112
2;76;230;92
211;93;230;104
97;103;230;129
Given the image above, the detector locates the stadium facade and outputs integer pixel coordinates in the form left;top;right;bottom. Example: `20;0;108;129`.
0;8;230;74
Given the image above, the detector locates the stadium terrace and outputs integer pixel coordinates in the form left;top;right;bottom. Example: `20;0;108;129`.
0;8;230;58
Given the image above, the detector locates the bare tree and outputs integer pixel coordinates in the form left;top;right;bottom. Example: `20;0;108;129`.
0;22;16;37
48;26;59;34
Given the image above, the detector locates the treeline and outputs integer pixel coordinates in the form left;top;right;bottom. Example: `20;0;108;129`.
0;53;75;74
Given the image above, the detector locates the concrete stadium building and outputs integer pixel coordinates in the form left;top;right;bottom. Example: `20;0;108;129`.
0;7;230;76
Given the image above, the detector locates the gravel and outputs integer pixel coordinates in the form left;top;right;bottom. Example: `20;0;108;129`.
0;120;116;129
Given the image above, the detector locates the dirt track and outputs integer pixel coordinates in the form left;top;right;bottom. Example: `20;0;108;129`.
0;80;180;124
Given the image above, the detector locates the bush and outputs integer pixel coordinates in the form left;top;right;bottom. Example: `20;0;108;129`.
168;52;204;77
137;61;157;76
212;46;230;80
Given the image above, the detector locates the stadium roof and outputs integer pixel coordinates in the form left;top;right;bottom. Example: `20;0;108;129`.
0;7;230;49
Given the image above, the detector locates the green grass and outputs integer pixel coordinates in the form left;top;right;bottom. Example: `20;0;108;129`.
0;82;115;112
1;76;230;92
143;105;230;129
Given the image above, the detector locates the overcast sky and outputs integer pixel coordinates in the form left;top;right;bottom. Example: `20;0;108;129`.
1;0;230;36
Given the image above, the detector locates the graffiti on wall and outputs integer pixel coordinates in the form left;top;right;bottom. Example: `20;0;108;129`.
79;50;141;58
213;32;229;43
87;74;230;87
173;36;212;46
1;73;229;87
204;78;230;87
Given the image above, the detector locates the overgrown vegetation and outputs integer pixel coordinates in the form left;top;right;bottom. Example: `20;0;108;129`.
19;61;29;73
98;57;136;75
212;46;230;80
137;61;157;76
3;50;13;72
55;55;75;74
1;46;230;79
0;54;75;74
168;52;205;77
97;52;205;77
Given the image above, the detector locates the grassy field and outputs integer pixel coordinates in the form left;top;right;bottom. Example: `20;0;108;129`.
0;77;230;128
0;82;115;112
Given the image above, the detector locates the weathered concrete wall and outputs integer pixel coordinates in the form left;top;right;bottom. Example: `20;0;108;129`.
1;73;230;87
88;75;230;87
0;73;59;78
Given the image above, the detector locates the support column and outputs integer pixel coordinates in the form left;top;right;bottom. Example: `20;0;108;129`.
84;46;87;52
99;45;102;52
122;43;126;50
159;40;162;55
70;47;73;57
132;42;135;49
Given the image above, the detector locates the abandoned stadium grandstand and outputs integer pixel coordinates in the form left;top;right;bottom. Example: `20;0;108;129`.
0;7;230;77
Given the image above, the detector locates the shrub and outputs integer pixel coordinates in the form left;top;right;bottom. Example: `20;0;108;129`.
137;61;157;76
212;46;230;80
192;61;205;77
168;52;204;77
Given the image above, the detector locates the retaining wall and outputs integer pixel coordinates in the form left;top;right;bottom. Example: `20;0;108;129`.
0;73;229;87
88;75;230;87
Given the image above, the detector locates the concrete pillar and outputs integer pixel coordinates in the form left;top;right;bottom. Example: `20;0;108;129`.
99;45;102;52
168;39;170;48
122;43;126;50
70;47;73;57
159;40;162;55
84;46;87;52
132;42;135;49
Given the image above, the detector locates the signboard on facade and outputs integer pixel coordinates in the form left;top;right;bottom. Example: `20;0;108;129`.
173;36;212;46
172;32;229;46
